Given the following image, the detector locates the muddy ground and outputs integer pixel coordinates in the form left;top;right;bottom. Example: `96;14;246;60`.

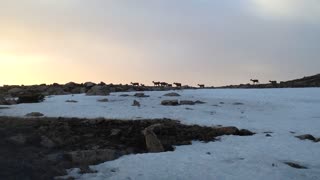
0;117;254;180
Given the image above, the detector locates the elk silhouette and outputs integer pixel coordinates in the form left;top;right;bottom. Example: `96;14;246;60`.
173;82;182;87
167;84;173;87
152;81;160;86
160;82;168;87
198;84;205;88
131;82;140;86
250;79;259;85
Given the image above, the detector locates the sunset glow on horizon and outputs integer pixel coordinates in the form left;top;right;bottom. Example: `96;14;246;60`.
1;0;319;86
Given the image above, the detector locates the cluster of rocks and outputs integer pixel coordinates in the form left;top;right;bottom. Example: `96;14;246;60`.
0;117;254;179
296;134;320;143
161;99;205;106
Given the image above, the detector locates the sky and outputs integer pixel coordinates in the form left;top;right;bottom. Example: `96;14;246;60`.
0;0;319;86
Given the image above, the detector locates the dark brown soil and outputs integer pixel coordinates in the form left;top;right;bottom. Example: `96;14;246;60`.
0;116;254;180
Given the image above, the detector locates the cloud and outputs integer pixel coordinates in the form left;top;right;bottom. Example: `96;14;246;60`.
250;0;320;23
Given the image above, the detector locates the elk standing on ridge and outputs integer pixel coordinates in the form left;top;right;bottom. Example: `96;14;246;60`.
152;81;160;86
250;79;259;85
198;84;205;88
131;82;140;86
173;82;182;87
160;82;168;87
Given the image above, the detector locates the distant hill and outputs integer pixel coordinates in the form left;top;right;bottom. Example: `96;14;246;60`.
220;74;320;89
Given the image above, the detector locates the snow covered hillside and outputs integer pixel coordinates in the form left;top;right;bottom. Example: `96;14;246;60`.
1;88;320;180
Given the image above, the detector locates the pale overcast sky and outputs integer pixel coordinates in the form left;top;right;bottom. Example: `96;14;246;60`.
0;0;319;86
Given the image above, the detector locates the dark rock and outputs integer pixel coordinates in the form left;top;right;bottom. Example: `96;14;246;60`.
180;100;195;105
266;134;272;137
25;112;44;117
86;85;110;96
110;129;121;136
119;94;130;97
0;96;8;105
296;134;316;141
132;100;141;107
7;134;27;145
8;88;24;96
134;93;149;98
233;102;244;105
195;100;206;104
143;124;165;153
97;98;109;102
163;92;180;97
64;149;121;165
84;82;96;89
216;127;239;135
284;162;307;169
238;129;255;136
161;100;179;106
66;100;78;103
40;136;56;148
18;92;45;103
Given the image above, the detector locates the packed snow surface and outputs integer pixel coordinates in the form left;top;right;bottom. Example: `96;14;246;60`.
1;88;320;179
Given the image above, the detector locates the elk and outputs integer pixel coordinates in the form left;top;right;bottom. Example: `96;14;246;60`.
173;82;182;87
160;82;168;87
198;84;205;88
250;79;259;85
152;81;160;86
167;84;172;87
131;82;140;86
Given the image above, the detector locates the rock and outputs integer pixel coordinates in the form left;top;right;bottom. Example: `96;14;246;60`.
97;98;109;102
66;100;78;103
65;82;78;89
86;85;110;96
134;93;149;98
284;162;307;169
8;88;24;96
5;99;17;105
296;134;316;141
40;136;56;148
163;92;180;97
65;149;121;165
46;86;67;95
84;82;96;88
132;100;141;107
266;134;272;137
161;100;179;106
0;96;8;105
316;138;320;142
25;112;44;117
110;129;121;136
195;100;206;104
216;127;239;135
233;102;244;105
7;134;27;145
238;129;255;136
180;100;195;105
18;92;45;103
143;124;165;153
119;94;130;97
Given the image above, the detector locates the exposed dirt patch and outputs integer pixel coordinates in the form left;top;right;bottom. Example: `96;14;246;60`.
0;116;254;180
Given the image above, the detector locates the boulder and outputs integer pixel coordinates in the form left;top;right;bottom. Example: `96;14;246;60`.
143;124;165;153
25;112;44;117
195;100;206;104
84;82;96;88
296;134;316;141
161;100;179;106
64;149;121;165
119;94;130;97
7;134;27;145
134;93;150;98
180;100;195;105
86;85;110;96
0;96;8;105
8;88;24;96
97;98;109;102
132;100;141;107
163;92;180;97
18;93;45;103
66;100;78;103
216;127;239;135
40;136;56;149
46;86;67;95
284;162;307;169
